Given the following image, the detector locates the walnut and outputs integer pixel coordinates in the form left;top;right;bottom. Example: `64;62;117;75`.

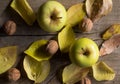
46;40;59;55
79;18;93;32
3;20;16;35
7;68;21;82
81;77;91;84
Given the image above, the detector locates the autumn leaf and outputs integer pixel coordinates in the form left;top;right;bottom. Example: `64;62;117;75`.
100;34;120;56
66;2;86;26
62;63;89;84
92;61;115;81
102;24;120;40
10;0;36;25
24;40;52;61
85;0;113;22
0;46;17;74
23;56;50;83
58;25;75;53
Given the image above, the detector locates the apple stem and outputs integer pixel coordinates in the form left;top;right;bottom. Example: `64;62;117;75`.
50;9;62;21
82;48;90;56
50;15;62;20
83;51;89;56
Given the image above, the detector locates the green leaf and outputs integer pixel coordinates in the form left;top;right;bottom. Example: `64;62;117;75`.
24;40;52;61
10;0;36;25
0;46;17;74
92;61;115;81
58;25;75;53
66;3;86;26
62;63;89;84
23;56;50;83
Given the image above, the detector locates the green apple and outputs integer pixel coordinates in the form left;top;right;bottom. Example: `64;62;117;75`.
37;1;67;32
69;38;99;68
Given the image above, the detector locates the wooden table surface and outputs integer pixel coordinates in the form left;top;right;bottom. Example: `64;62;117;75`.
0;0;120;84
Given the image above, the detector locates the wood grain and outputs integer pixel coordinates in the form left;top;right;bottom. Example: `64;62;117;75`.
0;0;120;84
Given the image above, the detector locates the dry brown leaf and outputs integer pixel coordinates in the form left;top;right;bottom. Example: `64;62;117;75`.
85;0;113;22
100;34;120;56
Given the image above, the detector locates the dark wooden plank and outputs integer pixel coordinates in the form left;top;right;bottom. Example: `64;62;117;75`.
0;36;70;84
0;0;11;16
0;0;119;35
0;36;119;84
0;0;118;35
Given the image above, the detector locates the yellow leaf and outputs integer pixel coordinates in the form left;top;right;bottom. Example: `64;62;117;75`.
23;56;50;83
0;46;17;74
92;61;115;81
102;24;120;40
24;40;52;61
66;3;86;26
58;25;75;53
62;63;89;84
10;0;36;25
